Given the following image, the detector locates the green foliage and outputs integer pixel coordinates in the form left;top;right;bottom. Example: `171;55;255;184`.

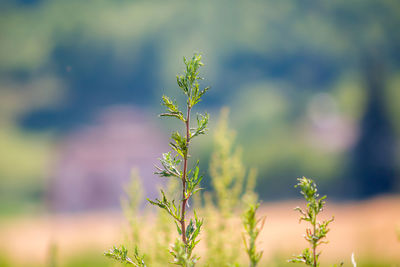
148;189;181;221
170;240;196;267
150;53;209;265
106;53;210;266
105;60;265;267
160;95;185;122
191;113;209;139
151;180;178;265
242;203;265;267
201;108;260;266
288;177;334;267
209;108;258;215
104;246;146;266
155;152;182;178
117;163;177;266
4;0;400;218
102;55;365;267
120;169;143;251
184;211;204;252
176;55;210;107
186;163;203;200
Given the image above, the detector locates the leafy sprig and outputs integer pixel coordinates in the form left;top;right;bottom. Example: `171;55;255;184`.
147;190;181;221
186;162;203;200
288;177;334;267
191;113;209;138
155;152;182;178
242;203;266;267
105;53;209;267
170;239;196;267
104;245;146;267
150;53;210;265
160;95;185;122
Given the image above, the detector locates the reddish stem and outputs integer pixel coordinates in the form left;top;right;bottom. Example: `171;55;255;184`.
180;105;191;245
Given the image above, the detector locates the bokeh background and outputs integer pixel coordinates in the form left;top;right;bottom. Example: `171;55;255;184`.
1;0;400;266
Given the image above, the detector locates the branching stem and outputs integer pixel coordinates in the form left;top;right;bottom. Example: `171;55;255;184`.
106;54;207;267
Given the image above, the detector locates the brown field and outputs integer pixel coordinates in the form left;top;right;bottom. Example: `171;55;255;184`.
1;195;400;265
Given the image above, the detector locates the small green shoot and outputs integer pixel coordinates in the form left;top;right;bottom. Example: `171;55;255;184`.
104;245;146;266
242;203;266;267
288;177;334;267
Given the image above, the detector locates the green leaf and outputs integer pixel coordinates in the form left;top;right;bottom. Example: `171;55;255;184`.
160;95;185;122
104;245;146;267
186;162;203;199
191;113;209;139
147;190;180;221
155;152;181;178
170;239;197;267
171;131;187;156
175;221;182;235
242;203;265;267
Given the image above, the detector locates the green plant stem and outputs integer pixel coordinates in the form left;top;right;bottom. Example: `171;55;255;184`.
249;228;255;267
180;105;191;246
313;222;317;267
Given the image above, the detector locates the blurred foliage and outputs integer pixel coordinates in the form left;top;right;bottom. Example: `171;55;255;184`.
104;109;263;266
242;203;265;267
0;126;50;183
2;0;399;123
209;108;257;214
200;108;258;266
118;170;175;266
1;0;400;213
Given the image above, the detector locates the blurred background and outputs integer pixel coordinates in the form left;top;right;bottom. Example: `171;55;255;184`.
1;0;400;266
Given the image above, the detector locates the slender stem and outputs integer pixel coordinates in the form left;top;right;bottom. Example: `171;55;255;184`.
313;220;317;267
250;229;255;267
180;105;191;245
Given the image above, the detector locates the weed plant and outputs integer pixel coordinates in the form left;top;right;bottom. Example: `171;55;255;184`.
104;54;360;267
288;177;344;267
106;54;210;266
104;54;266;267
200;108;259;267
242;203;265;267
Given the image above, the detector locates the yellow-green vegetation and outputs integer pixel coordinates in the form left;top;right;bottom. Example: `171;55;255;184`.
200;108;259;267
103;55;370;267
0;125;53;214
114;170;177;267
105;55;265;267
0;75;60;214
106;109;265;266
242;203;266;267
